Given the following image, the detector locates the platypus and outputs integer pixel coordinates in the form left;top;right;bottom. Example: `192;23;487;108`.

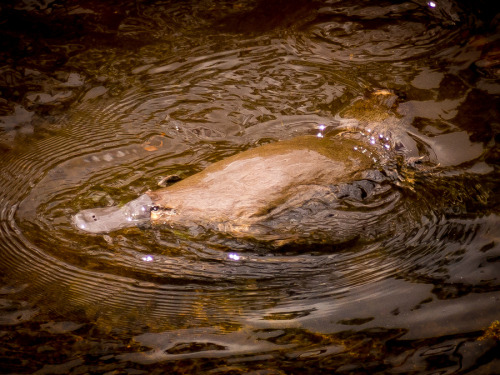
72;133;404;246
72;92;433;247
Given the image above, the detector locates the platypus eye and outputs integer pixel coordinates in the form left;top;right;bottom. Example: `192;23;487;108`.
151;206;160;212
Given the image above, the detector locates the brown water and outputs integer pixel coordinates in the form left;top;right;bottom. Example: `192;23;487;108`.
0;0;499;373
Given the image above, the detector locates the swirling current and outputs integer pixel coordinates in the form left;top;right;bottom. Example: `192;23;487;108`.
0;0;499;373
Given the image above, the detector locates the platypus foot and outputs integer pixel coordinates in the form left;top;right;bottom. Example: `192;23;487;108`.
72;194;153;234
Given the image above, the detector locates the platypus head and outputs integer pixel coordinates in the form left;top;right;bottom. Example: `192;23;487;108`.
72;193;153;233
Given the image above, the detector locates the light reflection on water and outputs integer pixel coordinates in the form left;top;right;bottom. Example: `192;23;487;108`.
0;0;499;373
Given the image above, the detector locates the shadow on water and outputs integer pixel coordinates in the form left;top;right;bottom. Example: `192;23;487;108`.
0;0;499;373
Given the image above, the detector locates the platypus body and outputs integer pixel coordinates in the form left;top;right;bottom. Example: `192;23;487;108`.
73;134;404;247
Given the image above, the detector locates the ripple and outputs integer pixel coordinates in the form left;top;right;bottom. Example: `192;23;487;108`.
302;1;466;63
0;12;498;336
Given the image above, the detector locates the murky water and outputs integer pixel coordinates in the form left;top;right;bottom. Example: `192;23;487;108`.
1;0;499;373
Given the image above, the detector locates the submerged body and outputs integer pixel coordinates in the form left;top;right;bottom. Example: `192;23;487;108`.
73;135;402;246
149;137;372;223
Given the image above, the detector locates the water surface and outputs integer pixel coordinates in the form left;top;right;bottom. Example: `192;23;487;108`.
0;0;499;373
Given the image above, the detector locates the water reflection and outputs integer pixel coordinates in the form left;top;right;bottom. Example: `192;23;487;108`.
0;0;499;373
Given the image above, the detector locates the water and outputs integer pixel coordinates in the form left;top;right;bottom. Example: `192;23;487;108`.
0;0;499;373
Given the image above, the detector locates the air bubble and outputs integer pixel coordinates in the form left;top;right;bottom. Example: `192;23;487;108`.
228;253;241;261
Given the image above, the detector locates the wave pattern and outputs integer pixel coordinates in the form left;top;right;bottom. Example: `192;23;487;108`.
0;1;498;371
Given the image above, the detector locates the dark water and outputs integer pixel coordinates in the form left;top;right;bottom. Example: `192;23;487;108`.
1;0;499;373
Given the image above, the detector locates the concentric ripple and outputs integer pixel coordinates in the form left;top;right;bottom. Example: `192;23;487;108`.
0;0;498;354
303;0;464;63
